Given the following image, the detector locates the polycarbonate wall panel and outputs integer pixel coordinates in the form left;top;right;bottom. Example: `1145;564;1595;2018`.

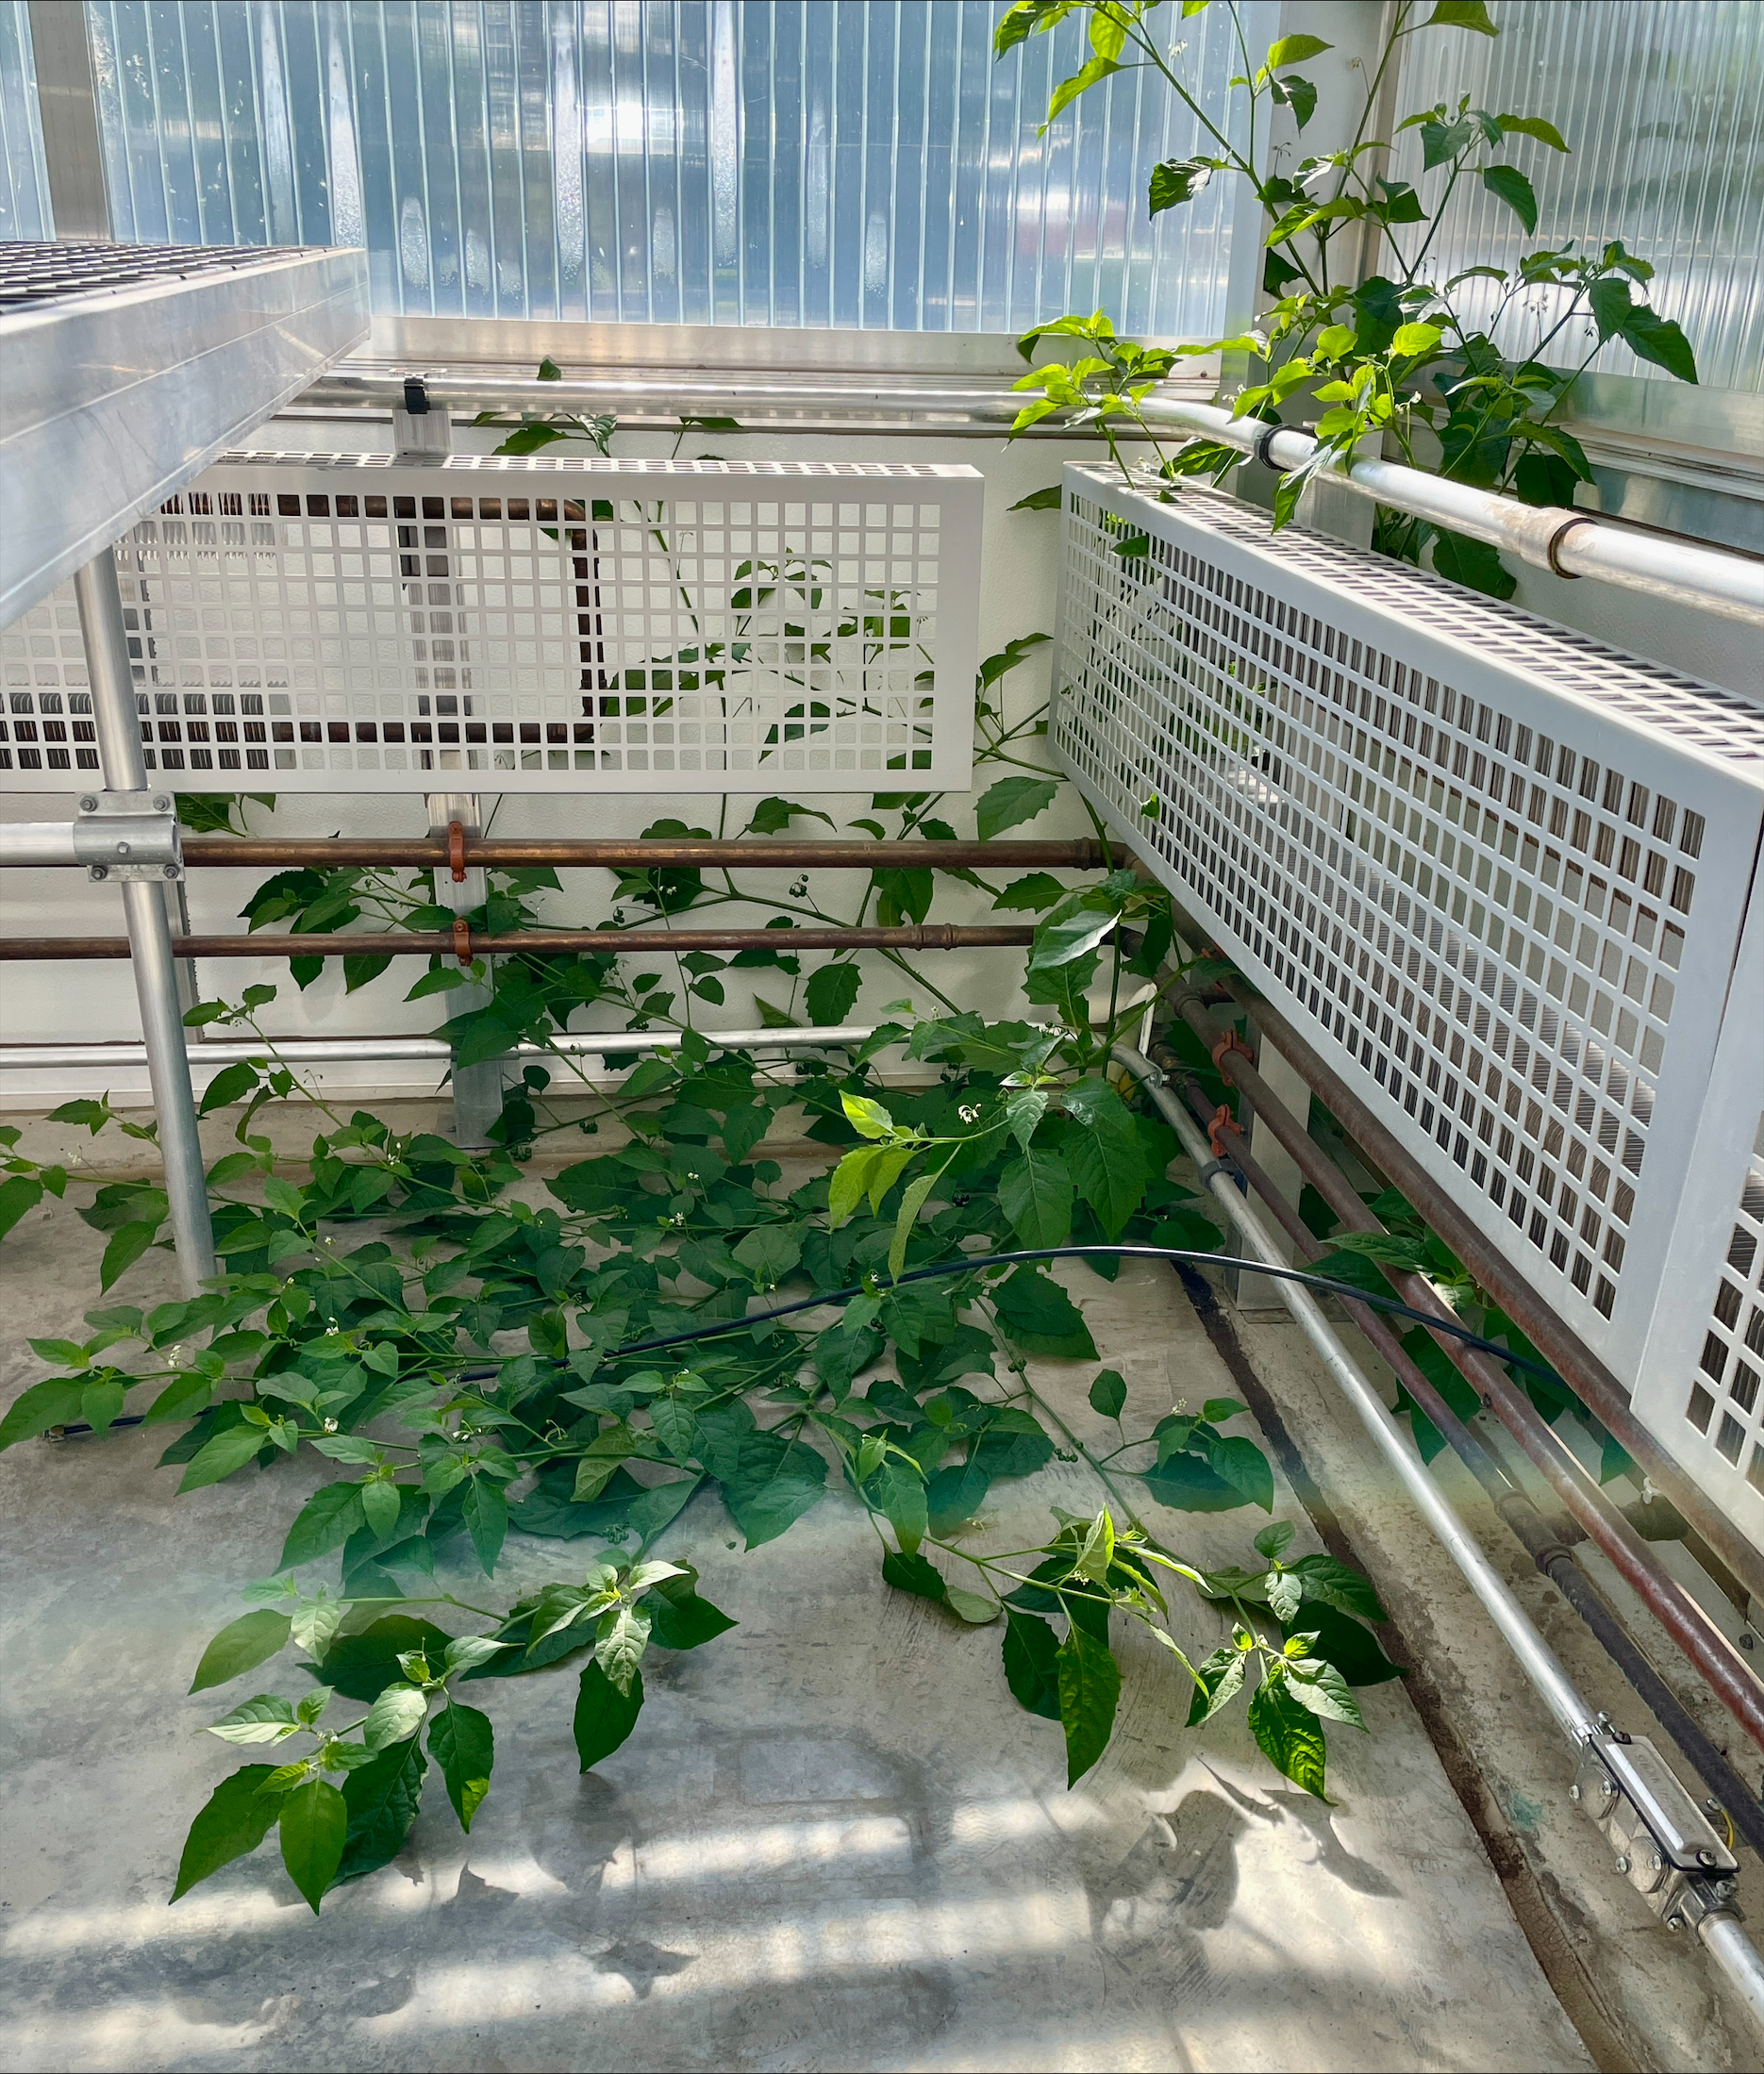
1392;0;1764;393
78;0;1240;336
0;1;50;239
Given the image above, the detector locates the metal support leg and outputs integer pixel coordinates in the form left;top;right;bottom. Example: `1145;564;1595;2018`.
74;551;216;1294
426;792;505;1147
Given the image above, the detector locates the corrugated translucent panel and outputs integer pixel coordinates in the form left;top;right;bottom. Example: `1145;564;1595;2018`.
0;0;50;239
1392;0;1764;393
79;0;1238;336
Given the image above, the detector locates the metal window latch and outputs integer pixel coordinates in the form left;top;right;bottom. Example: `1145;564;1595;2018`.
1572;1729;1740;1930
74;791;182;883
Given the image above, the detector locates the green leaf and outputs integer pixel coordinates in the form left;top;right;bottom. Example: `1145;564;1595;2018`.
594;1601;652;1695
991;1267;1096;1360
1003;1608;1062;1720
925;1457;991;1535
206;1693;300;1746
1045;52;1121;126
998;1148;1075;1249
975;774;1058;840
889;1170;940;1281
647;1589;737;1651
1290;1551;1389;1624
1426;0;1497;33
0;1375;85;1450
723;1431;828;1549
1272;72;1317;128
462;1476;508;1576
1056;1621;1121;1784
1200;1431;1274;1512
650;1395;698;1464
1247;1675;1330;1798
198;1060;259;1116
1148;157;1212;214
178;1420;273;1493
1480;164;1537;234
277;1483;367;1570
882;1548;947;1602
1283;1602;1406;1686
1186;1644;1249;1726
0;1173;43;1239
947;1589;999;1625
1266;32;1330;65
1254;1519;1296;1563
1391;320;1443;358
994;872;1065;913
1495;113;1569;152
171;1765;279;1900
1430;528;1516;599
362;1682;430;1750
428;1701;494;1832
1008;486;1063;512
278;1777;348;1913
1284;1654;1366;1728
805;959;862;1027
868;1456;929;1554
1088;1369;1127;1420
574;1658;645;1770
190;1611;292;1693
100;1220;159;1290
334;1736;427;1884
320;1617;455;1701
731;1222;804;1287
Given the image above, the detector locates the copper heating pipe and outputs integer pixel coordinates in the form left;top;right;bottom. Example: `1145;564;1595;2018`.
1168;984;1764;1754
178;836;1108;871
1160;1054;1764;1856
1209;969;1764;1616
0;922;1037;961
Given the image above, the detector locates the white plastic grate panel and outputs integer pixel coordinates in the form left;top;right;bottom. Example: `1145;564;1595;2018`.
1636;881;1764;1545
0;456;981;793
1052;465;1764;1402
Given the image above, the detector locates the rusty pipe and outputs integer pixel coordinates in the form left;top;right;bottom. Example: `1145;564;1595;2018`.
1163;1054;1764;1857
1207;970;1764;1617
0;922;1037;962
1167;986;1764;1753
175;836;1107;871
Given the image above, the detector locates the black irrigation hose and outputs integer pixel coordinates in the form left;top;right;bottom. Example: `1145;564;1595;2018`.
45;1247;1569;1438
606;1245;1573;1386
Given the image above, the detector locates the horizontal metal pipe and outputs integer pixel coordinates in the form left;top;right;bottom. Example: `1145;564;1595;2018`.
174;836;1107;872
1166;1055;1764;1861
0;922;1036;961
0;821;79;867
1132;397;1764;626
0;1025;881;1073
1212;969;1764;1617
1171;987;1764;1754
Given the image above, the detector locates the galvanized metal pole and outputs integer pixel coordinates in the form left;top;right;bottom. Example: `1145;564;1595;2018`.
73;550;216;1294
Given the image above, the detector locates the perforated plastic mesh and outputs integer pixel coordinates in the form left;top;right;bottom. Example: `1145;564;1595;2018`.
1053;466;1764;1392
0;456;980;793
1684;1115;1764;1482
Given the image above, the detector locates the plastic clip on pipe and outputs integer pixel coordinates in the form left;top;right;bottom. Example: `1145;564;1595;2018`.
1111;1042;1764;2030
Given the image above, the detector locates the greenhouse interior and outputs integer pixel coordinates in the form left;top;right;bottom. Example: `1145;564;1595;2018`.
2;1;1763;2069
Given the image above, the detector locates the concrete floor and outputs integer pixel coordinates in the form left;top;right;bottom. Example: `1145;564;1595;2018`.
0;1139;1740;2072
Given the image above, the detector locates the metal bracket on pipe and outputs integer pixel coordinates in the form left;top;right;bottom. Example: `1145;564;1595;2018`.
73;791;181;883
1573;1728;1740;1929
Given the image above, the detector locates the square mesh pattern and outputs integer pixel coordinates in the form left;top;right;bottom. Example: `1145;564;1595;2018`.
1053;468;1764;1383
0;456;980;794
1684;1114;1764;1494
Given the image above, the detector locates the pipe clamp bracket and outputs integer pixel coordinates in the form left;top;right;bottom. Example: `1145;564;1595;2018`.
74;791;182;883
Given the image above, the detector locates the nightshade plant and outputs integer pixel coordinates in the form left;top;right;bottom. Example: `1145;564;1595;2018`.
998;0;1698;596
0;916;1411;1911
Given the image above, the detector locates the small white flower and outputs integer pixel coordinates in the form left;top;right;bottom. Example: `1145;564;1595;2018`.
323;1417;339;1433
958;1103;981;1123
